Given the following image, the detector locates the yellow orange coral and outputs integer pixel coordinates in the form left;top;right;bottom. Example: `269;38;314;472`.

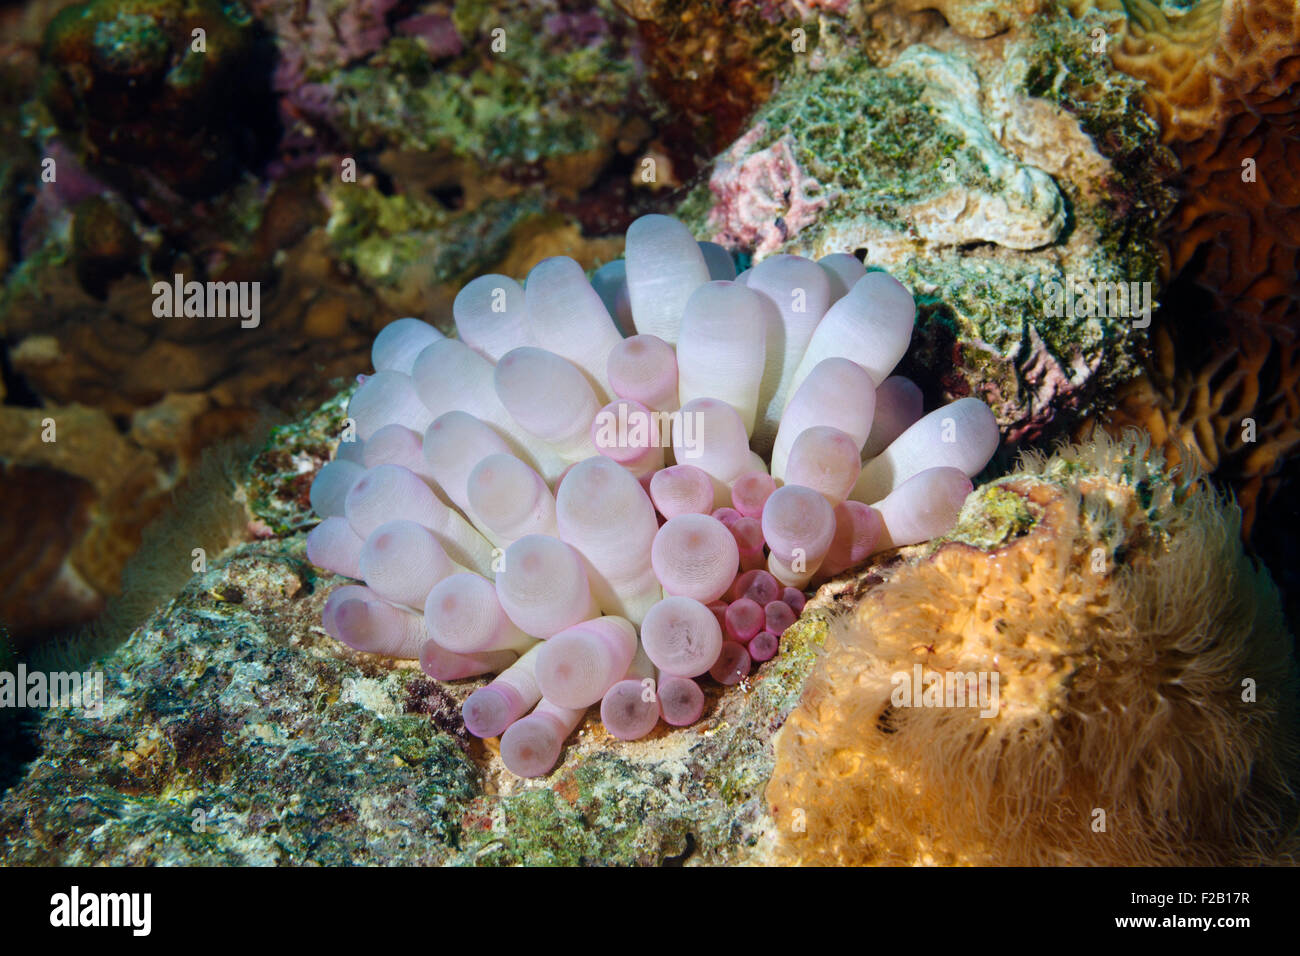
767;431;1298;865
886;0;1052;38
1072;0;1299;531
1146;0;1300;328
1101;321;1300;534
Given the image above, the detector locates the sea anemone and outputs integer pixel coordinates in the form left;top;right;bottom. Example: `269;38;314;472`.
306;214;999;776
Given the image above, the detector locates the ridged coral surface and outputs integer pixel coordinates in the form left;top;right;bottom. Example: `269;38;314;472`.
1074;0;1300;532
766;431;1298;865
1102;321;1300;537
1092;0;1300;336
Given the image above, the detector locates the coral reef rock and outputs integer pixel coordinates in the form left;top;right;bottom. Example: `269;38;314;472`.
0;0;693;641
613;0;800;152
677;11;1174;446
0;392;819;865
42;0;275;197
0;404;172;646
1099;317;1300;539
4;407;1294;866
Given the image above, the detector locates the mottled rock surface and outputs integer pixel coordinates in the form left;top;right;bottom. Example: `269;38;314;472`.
0;554;826;865
678;11;1176;447
0;393;826;865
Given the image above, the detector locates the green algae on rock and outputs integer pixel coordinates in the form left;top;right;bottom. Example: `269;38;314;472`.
322;185;548;291
678;10;1176;446
0;544;822;865
942;483;1038;551
243;386;356;537
325;0;651;170
0;388;826;865
6;402;1291;865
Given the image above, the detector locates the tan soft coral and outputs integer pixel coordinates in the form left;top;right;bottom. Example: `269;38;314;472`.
766;431;1299;865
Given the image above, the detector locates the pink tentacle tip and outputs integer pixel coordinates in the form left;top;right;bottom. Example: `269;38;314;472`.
307;517;363;579
607;333;678;410
729;516;764;552
731;569;780;604
499;700;585;778
711;507;741;528
724;598;764;644
710;642;752;685
592;398;660;468
730;471;776;519
641;596;723;678
462;685;522;739
534;618;637;708
657;675;705;726
499;716;563;778
764;600;796;635
782;587;807;614
748;631;780;663
651;513;739;603
321;585;374;641
650;464;715;519
600;679;661;741
823;500;884;576
761;484;835;566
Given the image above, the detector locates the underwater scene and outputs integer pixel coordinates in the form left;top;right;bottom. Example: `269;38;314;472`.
0;0;1297;885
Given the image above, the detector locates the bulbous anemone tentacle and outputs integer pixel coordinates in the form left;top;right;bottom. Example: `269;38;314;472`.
305;214;1001;777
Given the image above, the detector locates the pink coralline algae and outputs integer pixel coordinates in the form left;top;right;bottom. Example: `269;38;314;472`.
732;0;853;22
18;141;108;258
706;124;837;258
396;13;464;59
251;0;402;76
306;214;999;777
251;0;417;169
542;10;611;45
1000;325;1101;443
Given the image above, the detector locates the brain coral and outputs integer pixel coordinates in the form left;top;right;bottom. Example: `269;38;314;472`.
1102;319;1300;538
306;214;1000;777
675;19;1171;448
1079;0;1300;340
1072;0;1300;530
767;429;1299;865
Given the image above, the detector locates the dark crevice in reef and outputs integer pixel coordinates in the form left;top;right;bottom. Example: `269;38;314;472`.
371;165;398;197
661;832;696;866
2;176;34;283
0;709;43;806
1152;258;1300;638
428;182;466;211
0;343;43;409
